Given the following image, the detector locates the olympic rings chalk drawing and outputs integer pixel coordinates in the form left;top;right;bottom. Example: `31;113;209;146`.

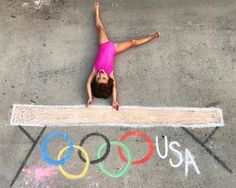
118;130;155;165
41;131;74;165
78;132;110;164
40;130;200;180
58;145;90;179
97;141;132;178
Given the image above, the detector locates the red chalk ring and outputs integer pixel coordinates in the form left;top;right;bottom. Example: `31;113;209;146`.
118;130;155;165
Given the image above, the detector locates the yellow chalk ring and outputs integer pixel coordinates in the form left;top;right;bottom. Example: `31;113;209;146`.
57;145;89;179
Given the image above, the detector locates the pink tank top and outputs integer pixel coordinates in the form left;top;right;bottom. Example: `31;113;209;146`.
93;41;117;76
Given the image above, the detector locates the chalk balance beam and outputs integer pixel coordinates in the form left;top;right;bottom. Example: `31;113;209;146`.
10;104;224;128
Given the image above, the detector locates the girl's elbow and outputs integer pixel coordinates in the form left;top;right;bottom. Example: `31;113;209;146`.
86;81;91;86
86;83;91;89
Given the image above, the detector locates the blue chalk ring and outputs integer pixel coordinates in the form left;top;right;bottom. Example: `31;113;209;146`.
41;131;74;165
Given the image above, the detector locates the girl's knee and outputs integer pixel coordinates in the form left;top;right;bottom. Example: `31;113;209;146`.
97;25;104;30
129;39;136;47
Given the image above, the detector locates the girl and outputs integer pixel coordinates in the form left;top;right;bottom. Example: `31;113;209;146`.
86;2;160;110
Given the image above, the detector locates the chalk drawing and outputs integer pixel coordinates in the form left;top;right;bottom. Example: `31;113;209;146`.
118;130;155;165
78;132;111;164
22;166;58;186
97;141;132;178
155;135;168;159
58;145;90;180
22;0;51;10
41;131;74;166
185;148;201;177
40;131;200;179
10;104;224;128
11;103;228;185
156;135;199;175
34;167;58;180
169;141;183;168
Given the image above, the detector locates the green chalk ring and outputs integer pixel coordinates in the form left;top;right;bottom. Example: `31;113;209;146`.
96;141;131;178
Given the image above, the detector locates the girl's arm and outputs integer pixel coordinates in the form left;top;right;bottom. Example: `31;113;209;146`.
110;72;119;110
86;67;96;106
112;79;117;102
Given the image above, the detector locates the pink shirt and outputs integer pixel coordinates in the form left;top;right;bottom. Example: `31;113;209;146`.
93;41;117;76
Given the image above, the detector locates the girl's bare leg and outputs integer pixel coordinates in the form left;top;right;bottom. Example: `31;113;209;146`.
94;2;109;44
114;32;160;54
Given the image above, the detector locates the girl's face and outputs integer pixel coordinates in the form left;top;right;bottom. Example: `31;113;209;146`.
96;70;109;84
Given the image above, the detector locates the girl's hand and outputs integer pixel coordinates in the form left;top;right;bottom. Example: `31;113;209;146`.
112;101;120;111
87;98;93;107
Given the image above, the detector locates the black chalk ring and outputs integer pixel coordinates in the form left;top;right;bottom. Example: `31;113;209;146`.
78;132;110;164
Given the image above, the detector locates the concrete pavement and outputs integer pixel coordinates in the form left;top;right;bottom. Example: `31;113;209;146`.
0;0;235;187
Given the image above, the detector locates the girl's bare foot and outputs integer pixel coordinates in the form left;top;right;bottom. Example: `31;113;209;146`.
94;2;103;28
151;32;160;39
93;2;99;12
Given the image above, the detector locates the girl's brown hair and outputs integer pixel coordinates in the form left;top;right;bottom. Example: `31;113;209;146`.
91;77;114;98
